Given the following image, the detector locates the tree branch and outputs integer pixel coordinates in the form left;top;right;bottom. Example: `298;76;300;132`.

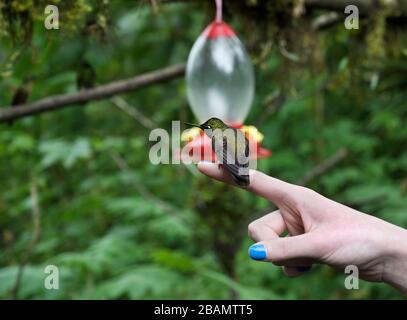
0;63;186;123
312;12;341;30
305;0;403;13
109;151;191;224
160;0;407;15
110;96;157;130
110;96;199;176
296;148;348;186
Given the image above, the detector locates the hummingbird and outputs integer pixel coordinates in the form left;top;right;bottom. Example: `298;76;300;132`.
185;117;250;187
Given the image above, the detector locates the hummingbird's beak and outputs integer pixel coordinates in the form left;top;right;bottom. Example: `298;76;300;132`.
184;122;201;129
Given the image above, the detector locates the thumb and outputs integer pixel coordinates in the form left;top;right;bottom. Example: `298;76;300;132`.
248;233;320;265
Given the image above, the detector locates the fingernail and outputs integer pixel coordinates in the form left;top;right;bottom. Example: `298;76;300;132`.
249;244;267;261
296;266;311;273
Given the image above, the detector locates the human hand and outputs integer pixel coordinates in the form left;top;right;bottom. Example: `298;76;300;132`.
197;162;407;295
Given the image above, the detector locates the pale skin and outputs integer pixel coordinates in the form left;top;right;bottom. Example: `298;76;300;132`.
197;162;407;295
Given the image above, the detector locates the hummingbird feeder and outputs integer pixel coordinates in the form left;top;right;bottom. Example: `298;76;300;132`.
181;0;271;162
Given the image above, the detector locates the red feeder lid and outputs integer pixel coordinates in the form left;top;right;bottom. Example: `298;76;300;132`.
257;147;272;159
175;131;272;162
202;21;236;39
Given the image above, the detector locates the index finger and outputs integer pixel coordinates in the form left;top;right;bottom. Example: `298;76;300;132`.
197;162;297;205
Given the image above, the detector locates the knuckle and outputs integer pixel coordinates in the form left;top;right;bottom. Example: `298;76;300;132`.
247;222;255;238
293;186;319;210
247;221;258;238
299;186;319;198
271;242;287;263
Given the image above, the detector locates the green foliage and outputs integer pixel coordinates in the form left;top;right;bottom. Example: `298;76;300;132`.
39;138;92;169
0;1;406;300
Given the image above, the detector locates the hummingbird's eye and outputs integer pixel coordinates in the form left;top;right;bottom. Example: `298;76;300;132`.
207;125;211;129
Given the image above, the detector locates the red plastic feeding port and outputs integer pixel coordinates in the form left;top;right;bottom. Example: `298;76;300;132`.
202;21;236;39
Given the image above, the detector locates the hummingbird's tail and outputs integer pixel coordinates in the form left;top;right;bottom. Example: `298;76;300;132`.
233;174;250;187
222;162;250;187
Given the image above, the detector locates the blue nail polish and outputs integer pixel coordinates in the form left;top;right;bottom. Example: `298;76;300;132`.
296;266;311;273
249;244;267;261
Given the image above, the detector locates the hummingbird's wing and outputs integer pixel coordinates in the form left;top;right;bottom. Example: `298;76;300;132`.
212;134;250;187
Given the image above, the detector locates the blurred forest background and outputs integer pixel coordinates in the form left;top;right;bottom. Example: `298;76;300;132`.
0;0;407;299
